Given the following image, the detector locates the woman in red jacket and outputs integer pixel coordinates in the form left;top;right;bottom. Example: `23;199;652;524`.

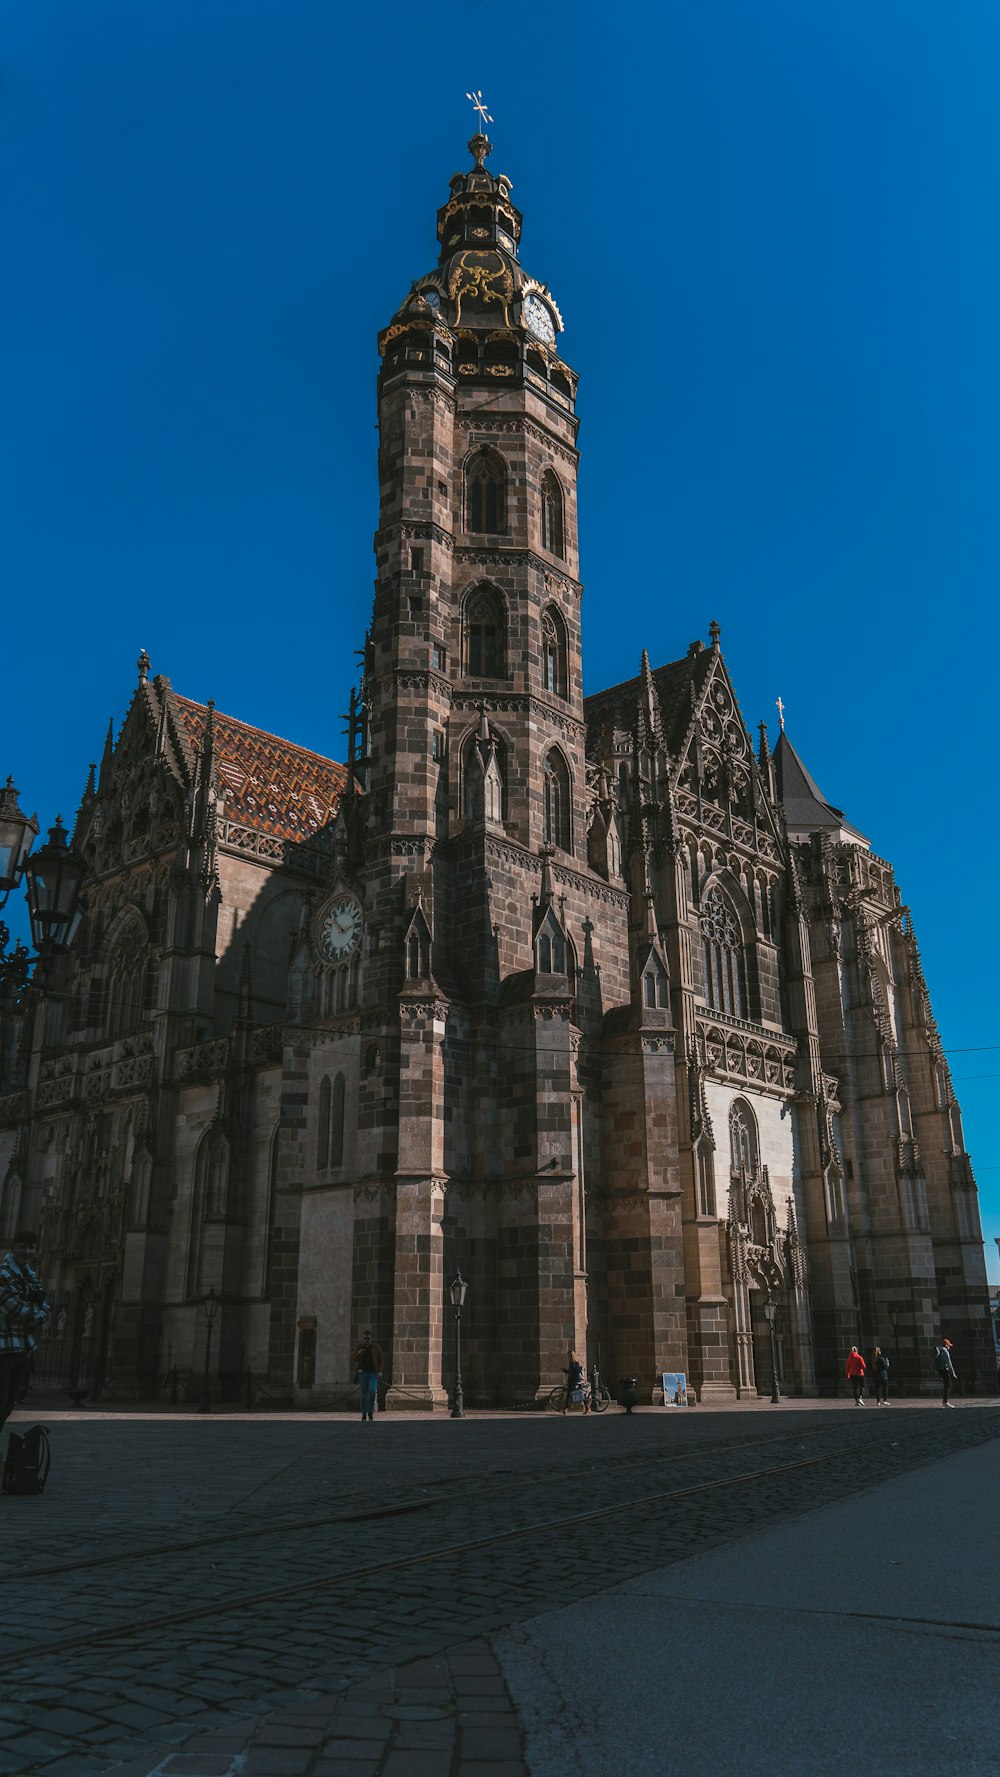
845;1346;866;1405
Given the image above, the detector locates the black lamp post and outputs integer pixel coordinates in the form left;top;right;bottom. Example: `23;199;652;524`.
763;1295;781;1403
24;817;86;959
887;1303;900;1397
199;1287;220;1414
449;1270;467;1419
0;779;39;909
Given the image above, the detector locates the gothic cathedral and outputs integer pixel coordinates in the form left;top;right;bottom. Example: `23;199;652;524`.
0;133;993;1405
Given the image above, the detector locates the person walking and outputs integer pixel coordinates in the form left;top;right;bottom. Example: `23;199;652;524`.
872;1346;890;1406
0;1231;50;1434
845;1345;866;1405
354;1329;382;1421
935;1339;957;1407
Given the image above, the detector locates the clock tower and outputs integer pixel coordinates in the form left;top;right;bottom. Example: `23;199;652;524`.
345;130;673;1409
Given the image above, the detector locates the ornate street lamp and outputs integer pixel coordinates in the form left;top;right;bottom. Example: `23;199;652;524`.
199;1287;220;1414
449;1270;468;1419
887;1302;901;1397
0;778;39;909
24;817;85;955
763;1295;782;1404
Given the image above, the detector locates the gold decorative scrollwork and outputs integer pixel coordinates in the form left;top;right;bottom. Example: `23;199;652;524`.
448;251;514;326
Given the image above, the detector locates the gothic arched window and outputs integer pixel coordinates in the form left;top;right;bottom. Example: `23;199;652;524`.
700;885;747;1018
540;470;564;557
543;750;571;850
466;588;505;679
317;1075;332;1170
331;1074;345;1168
697;1144;716;1218
105;915;149;1036
467;452;506;533
730;1099;759;1183
541;607;567;698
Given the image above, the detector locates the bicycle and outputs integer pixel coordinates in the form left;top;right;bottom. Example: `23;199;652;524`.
546;1367;612;1413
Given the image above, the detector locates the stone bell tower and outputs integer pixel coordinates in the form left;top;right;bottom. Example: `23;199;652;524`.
369;127;587;862
356;132;605;1406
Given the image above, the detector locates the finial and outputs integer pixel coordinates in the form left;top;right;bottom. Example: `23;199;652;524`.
137;648;150;683
468;133;493;170
466;88;494;131
776;696;785;731
709;620;721;652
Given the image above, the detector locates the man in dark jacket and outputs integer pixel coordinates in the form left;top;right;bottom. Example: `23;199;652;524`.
0;1231;50;1432
936;1339;957;1407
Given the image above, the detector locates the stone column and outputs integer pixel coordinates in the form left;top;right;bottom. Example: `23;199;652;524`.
386;994;449;1409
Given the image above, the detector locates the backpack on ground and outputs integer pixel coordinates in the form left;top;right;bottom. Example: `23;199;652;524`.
2;1425;51;1495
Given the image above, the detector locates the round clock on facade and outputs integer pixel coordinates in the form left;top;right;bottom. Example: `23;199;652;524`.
522;293;556;345
419;288;441;310
318;894;364;963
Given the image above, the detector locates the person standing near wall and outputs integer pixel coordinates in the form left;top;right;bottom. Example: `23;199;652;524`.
872;1346;890;1406
935;1339;957;1408
845;1345;866;1405
354;1329;383;1421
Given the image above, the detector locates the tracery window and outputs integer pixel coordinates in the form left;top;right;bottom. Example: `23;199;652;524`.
540;471;564;556
105;919;149;1035
466;588;505;679
543;750;571;850
730;1099;759;1190
700;886;746;1018
467;452;506;533
541;607;567;698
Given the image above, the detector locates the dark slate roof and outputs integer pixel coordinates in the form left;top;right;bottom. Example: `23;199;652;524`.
584;647;715;754
773;730;866;840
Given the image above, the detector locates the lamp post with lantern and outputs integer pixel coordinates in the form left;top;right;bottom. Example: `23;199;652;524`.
449;1270;468;1419
199;1287;220;1414
0;778;39;909
763;1294;782;1404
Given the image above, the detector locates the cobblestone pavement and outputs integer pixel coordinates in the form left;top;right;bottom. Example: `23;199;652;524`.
0;1401;997;1775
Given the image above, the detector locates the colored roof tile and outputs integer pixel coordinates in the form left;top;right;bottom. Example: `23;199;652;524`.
173;695;348;843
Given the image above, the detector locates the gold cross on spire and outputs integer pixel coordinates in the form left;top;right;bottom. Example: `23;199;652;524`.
466;88;494;130
776;696;786;731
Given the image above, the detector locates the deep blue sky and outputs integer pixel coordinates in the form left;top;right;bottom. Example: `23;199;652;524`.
4;3;999;1275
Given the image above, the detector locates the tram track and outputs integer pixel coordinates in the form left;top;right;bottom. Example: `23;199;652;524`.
2;1412;929;1583
13;1416;995;1664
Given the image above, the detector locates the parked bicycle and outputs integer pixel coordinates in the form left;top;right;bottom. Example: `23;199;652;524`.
547;1364;612;1413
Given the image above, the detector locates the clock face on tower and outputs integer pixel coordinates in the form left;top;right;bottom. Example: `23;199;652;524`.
522;293;556;345
317;894;364;964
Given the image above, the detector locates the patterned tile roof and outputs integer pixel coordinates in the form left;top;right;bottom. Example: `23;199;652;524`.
172;696;348;843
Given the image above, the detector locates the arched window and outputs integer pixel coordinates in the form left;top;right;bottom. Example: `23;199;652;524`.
540;471;564;557
700;885;747;1018
467;452;506;533
730;1099;759;1182
331;1074;345;1168
317;1075;331;1170
543;751;571;850
697;1145;716;1218
105;915;149;1035
466;587;505;679
541;607;567;698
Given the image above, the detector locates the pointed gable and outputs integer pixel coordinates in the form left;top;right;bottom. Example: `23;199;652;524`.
774;730;869;846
